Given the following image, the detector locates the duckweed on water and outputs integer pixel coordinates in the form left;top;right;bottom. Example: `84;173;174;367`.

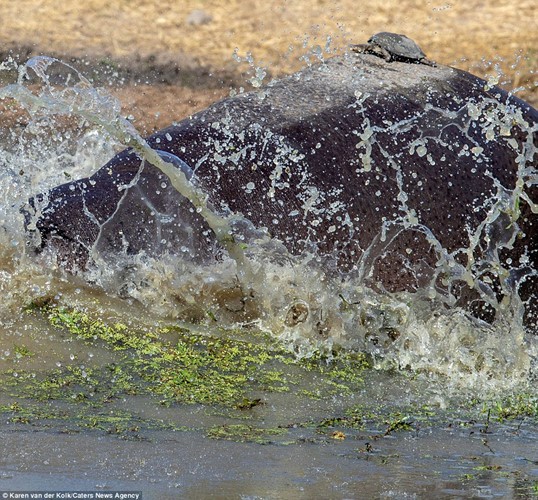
13;344;35;359
488;394;538;422
206;423;288;444
39;306;370;405
0;401;186;439
2;305;537;443
0;305;372;437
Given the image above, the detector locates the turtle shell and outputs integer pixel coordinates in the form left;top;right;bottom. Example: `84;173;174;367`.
368;32;426;61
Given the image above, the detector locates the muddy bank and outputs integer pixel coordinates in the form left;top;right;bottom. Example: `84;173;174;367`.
1;0;536;133
1;0;536;75
1;47;536;138
0;48;238;133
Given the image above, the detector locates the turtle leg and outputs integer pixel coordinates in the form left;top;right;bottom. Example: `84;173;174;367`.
421;57;437;67
349;43;370;54
376;46;393;61
350;44;392;62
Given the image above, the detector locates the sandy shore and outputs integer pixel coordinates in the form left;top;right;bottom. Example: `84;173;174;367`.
0;0;536;132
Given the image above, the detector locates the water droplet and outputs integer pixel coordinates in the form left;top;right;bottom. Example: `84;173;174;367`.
416;145;427;157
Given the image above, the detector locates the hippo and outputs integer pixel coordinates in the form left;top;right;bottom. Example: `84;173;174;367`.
25;34;538;328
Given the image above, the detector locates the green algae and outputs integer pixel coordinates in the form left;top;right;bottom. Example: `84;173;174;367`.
3;363;140;404
13;344;35;359
487;394;538;422
0;401;187;439
298;396;538;443
206;423;288;444
3;304;537;444
0;304;370;438
40;305;371;407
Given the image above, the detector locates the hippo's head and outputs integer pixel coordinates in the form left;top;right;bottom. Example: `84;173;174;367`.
25;150;217;270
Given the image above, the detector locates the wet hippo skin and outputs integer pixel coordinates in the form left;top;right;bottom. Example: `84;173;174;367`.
26;42;538;328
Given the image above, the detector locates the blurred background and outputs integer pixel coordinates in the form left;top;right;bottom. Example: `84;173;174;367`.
0;0;536;132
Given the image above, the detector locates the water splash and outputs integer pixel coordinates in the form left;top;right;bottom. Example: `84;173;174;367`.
0;52;536;396
1;56;254;281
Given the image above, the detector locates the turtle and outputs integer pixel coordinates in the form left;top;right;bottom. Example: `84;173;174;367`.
351;32;436;66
